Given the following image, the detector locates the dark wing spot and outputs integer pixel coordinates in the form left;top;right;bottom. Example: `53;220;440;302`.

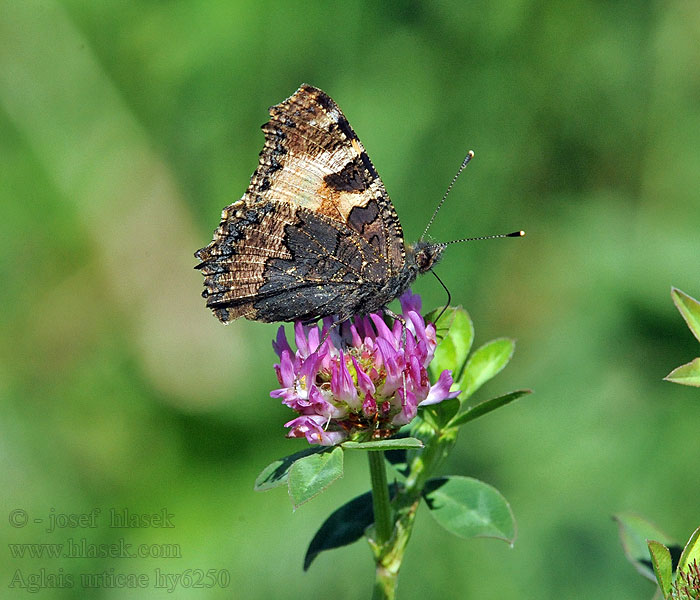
359;151;378;178
347;201;380;235
313;89;334;112
323;156;371;192
335;115;357;142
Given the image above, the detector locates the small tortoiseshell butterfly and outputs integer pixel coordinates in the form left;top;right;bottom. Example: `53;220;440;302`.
195;84;521;324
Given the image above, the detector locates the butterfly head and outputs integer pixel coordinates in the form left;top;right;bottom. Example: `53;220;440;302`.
411;241;447;274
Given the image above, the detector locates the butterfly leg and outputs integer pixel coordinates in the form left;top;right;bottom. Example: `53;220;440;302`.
312;317;343;349
383;307;407;346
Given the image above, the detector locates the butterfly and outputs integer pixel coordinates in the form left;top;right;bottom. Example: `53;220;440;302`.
194;84;521;325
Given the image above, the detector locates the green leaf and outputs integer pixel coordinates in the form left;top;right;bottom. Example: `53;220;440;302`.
288;446;344;508
664;357;700;387
427;306;474;384
304;490;375;570
647;540;673;598
448;389;532;428
678;526;700;576
651;589;665;600
341;437;424;451
379;432;417;475
459;338;515;400
423;396;460;429
423;476;516;544
672;287;700;343
254;446;328;491
424;306;453;344
613;513;678;582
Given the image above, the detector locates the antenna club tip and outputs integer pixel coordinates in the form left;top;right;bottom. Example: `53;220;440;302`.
460;150;475;168
507;230;525;237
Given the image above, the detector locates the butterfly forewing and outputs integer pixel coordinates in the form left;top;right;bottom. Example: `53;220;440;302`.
195;84;411;323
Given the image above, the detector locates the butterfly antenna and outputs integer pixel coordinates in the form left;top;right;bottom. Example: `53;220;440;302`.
429;231;525;323
443;230;525;245
420;151;475;241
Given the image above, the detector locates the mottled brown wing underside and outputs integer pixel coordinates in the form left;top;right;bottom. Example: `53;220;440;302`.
195;84;408;323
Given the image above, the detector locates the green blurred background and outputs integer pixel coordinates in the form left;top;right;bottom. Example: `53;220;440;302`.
2;1;699;598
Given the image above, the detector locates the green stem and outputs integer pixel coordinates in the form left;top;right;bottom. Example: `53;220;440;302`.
368;431;447;600
404;429;456;496
372;566;397;600
368;450;392;544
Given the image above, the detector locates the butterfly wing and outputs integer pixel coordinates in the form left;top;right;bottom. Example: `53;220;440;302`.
195;84;407;323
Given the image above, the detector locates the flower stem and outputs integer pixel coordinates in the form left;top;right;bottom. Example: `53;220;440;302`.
368;450;400;600
368;450;392;544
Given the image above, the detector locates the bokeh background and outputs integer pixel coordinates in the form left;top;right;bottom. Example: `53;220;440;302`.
2;1;699;598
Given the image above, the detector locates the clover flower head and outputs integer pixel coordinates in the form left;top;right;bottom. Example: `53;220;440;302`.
271;291;460;445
